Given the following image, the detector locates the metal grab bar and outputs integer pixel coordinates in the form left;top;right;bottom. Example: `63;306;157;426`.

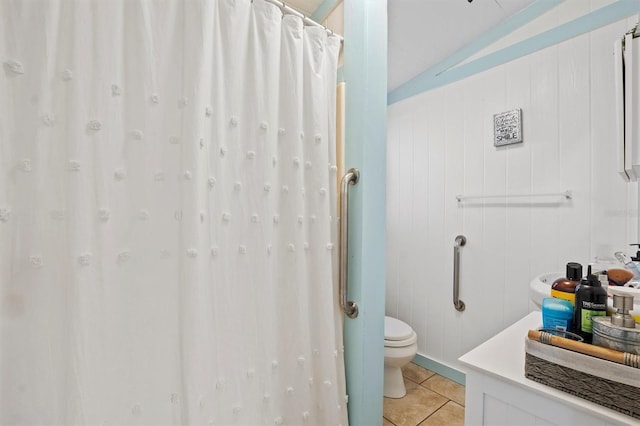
339;168;360;318
453;235;466;312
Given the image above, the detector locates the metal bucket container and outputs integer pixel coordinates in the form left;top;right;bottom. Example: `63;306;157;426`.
593;316;640;354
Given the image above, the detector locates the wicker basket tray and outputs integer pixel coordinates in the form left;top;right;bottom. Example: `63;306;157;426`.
525;338;640;419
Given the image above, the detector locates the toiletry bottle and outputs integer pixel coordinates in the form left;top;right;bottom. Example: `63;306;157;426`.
551;262;582;306
574;266;608;344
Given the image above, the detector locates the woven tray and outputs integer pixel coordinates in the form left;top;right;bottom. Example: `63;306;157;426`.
525;338;640;419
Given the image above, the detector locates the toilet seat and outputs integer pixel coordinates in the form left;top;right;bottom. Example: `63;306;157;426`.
384;316;417;348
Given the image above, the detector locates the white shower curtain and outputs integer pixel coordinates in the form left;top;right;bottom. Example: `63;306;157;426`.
0;0;346;424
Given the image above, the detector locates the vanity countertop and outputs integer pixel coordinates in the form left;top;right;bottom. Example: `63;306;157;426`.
459;311;637;425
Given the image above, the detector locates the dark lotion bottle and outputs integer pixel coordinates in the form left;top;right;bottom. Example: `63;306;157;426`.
551;262;582;306
574;267;608;344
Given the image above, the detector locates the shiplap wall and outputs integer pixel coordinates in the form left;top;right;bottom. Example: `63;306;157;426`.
386;8;639;372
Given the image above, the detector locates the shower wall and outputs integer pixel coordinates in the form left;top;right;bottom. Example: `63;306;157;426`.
386;5;639;372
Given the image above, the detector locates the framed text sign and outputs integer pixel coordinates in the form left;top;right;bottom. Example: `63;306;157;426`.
493;109;522;147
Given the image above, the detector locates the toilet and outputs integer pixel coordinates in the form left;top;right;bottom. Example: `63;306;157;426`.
384;316;418;398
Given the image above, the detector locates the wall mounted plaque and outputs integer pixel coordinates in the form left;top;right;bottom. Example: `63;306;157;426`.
494;109;522;147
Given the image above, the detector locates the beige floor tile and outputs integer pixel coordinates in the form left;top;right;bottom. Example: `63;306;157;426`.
383;380;448;426
418;401;464;426
383;417;396;426
402;362;436;384
421;374;465;406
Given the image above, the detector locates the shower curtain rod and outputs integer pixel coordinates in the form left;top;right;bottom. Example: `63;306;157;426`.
262;0;344;42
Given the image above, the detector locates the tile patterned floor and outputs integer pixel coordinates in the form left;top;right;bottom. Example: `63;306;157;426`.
383;362;465;426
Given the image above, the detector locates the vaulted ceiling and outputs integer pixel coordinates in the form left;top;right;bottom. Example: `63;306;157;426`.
286;0;536;91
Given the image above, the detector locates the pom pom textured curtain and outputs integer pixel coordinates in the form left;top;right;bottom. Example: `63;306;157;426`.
0;0;346;424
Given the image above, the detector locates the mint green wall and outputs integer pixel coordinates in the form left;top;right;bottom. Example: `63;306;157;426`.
343;0;387;424
310;0;340;22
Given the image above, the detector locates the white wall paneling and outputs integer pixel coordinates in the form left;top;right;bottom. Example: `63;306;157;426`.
504;55;532;326
386;15;638;371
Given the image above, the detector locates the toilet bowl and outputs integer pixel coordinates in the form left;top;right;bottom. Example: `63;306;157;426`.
384;316;418;398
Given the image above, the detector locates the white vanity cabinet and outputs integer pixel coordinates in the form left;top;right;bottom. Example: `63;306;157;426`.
459;312;637;426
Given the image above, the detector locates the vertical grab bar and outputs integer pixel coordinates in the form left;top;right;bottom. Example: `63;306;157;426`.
339;168;360;318
453;235;466;312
